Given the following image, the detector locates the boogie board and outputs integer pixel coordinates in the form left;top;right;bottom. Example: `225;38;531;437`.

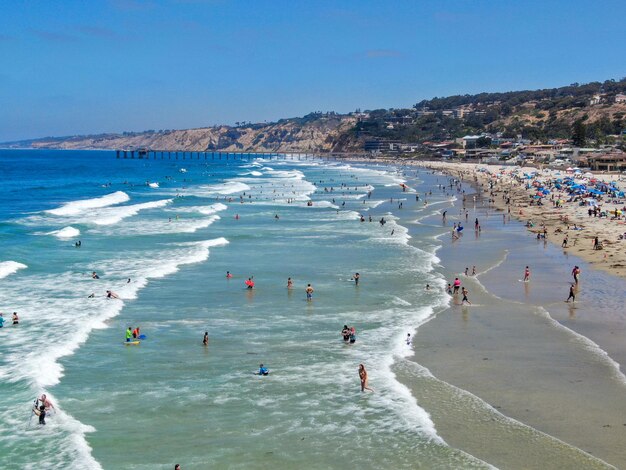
124;341;141;345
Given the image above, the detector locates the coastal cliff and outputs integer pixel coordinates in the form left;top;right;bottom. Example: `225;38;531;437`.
7;114;362;153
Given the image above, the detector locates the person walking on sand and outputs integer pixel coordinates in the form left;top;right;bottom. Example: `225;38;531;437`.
524;266;530;282
358;364;374;392
305;284;314;301
566;284;576;303
460;286;471;304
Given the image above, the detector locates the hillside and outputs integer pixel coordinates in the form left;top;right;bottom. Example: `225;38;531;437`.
5;114;362;153
4;78;625;152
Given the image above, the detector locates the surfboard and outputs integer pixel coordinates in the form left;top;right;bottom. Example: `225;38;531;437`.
124;341;141;345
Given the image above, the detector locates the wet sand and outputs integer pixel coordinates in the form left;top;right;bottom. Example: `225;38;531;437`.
401;173;626;468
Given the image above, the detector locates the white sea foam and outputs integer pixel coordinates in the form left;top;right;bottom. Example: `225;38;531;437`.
0;261;27;279
165;202;228;215
93;215;221;236
47;191;129;216
89;199;173;225
48;226;81;238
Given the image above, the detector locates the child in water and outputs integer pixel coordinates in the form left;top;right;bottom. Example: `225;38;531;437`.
259;364;269;376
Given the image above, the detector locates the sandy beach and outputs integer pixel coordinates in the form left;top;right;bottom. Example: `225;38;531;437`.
417;161;626;279
388;165;626;468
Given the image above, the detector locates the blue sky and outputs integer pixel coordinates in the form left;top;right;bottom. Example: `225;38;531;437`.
1;0;624;141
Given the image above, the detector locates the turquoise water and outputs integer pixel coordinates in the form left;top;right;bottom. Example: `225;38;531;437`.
0;150;488;469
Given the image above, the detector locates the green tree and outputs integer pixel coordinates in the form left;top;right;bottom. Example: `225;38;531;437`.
572;120;587;147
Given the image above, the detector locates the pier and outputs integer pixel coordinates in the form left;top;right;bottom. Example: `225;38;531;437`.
114;149;368;161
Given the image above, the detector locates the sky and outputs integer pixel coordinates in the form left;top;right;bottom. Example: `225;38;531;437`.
0;0;625;142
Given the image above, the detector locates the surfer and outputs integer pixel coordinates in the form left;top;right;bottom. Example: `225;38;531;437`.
12;312;18;325
358;364;373;392
106;290;120;299
259;364;269;376
305;284;314;301
132;327;140;339
524;266;530;282
203;331;209;346
353;273;360;286
33;405;46;425
88;293;95;298
126;327;132;342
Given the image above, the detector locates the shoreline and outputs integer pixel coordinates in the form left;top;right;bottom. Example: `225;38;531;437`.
418;160;626;280
392;166;626;468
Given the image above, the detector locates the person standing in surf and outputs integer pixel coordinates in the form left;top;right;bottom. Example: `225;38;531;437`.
453;277;461;294
524;266;530;282
358;364;373;392
305;284;314;301
203;331;209;346
125;327;132;342
461;287;471;305
566;284;576;303
353;273;360;286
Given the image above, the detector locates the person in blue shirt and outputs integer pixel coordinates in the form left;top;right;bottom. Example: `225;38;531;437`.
0;313;4;328
259;364;269;376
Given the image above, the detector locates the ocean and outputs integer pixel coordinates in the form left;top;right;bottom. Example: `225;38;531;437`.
2;150;624;470
0;150;484;469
